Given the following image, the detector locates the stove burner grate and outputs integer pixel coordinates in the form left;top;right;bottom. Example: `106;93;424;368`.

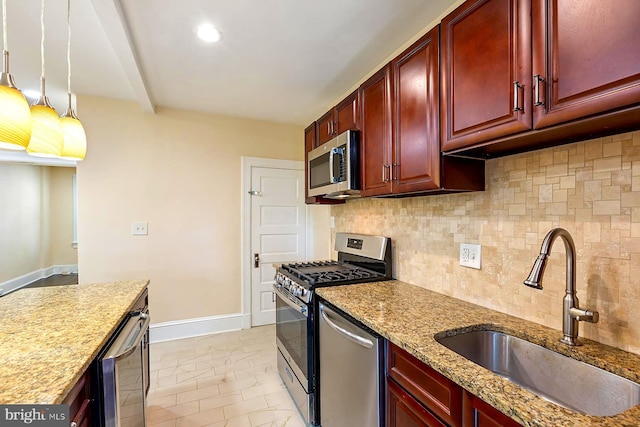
281;261;383;287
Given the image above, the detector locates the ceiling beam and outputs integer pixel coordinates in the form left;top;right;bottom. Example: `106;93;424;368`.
90;0;155;113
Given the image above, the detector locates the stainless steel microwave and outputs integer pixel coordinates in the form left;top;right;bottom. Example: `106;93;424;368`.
308;130;360;199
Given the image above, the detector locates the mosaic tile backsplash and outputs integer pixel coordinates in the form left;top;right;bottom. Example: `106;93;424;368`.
331;131;640;355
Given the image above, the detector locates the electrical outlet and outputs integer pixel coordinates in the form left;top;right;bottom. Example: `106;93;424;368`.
330;216;335;228
460;243;481;269
132;221;148;236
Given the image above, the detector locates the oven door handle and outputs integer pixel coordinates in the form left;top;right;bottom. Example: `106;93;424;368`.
273;284;308;317
111;314;151;361
319;304;373;349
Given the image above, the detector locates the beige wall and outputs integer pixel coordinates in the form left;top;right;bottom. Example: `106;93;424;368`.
332;131;640;355
77;96;304;323
49;167;77;266
0;164;76;283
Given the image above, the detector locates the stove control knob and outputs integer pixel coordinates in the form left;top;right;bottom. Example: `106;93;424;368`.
292;287;300;297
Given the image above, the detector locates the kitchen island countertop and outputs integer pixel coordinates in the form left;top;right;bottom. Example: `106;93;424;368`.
316;280;640;427
0;279;149;404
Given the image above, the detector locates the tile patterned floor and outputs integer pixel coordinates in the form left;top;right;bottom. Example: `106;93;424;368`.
147;325;306;427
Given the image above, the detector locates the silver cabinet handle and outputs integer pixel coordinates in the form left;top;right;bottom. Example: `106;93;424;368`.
254;253;259;268
534;74;545;106
320;304;373;349
327;121;331;135
513;81;523;112
391;163;396;182
382;164;391;183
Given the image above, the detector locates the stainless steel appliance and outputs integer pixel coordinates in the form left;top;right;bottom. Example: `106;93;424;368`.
274;232;392;426
307;130;360;199
97;307;150;427
318;303;383;427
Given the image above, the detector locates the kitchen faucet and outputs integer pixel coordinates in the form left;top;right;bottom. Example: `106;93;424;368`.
524;228;599;346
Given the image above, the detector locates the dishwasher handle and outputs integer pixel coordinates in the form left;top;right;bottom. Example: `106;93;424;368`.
108;313;151;361
320;303;373;349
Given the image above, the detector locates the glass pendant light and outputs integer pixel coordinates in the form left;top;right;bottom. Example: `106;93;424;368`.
27;0;63;158
0;0;32;151
60;0;86;160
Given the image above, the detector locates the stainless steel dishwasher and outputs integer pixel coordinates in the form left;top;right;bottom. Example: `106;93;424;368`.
318;302;383;427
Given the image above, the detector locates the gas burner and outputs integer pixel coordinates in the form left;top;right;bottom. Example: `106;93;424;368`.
280;261;383;287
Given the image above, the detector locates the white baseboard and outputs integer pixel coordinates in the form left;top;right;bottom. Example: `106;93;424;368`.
150;313;250;344
0;265;79;296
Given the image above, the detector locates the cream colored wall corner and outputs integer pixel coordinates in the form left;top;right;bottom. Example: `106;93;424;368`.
76;96;303;324
331;131;640;355
0;164;76;283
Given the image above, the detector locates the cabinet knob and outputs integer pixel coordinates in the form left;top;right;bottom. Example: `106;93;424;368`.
70;423;77;427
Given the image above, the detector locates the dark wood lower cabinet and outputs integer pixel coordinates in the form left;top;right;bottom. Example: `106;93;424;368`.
388;378;448;427
387;341;523;427
62;369;92;427
463;391;521;427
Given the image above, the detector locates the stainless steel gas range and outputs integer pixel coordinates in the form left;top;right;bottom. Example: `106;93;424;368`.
273;233;392;426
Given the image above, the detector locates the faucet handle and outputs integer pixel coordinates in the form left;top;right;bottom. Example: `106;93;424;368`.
584;309;599;323
569;307;599;323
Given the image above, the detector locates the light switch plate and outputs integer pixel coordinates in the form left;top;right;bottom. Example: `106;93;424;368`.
132;221;148;236
460;243;481;269
330;216;335;228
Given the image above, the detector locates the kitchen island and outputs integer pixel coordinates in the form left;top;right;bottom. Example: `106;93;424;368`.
316;280;640;427
0;279;149;404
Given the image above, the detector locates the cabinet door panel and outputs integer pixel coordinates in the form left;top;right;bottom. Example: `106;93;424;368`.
441;0;531;152
360;65;393;197
336;91;359;134
317;110;335;146
533;0;640;129
393;26;440;193
388;378;448;427
463;391;522;427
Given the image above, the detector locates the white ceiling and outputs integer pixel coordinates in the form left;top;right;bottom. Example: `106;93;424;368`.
6;0;457;126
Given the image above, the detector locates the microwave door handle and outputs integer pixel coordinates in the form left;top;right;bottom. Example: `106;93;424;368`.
329;148;336;183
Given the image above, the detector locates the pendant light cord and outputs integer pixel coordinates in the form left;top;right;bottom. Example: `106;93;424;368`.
67;0;71;95
2;0;7;52
40;0;45;79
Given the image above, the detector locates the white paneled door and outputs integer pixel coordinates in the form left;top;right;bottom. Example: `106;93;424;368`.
250;167;306;326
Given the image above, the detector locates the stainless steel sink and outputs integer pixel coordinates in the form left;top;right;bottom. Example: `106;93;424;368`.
435;330;640;416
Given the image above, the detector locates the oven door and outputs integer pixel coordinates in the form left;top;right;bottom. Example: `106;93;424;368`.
273;284;309;385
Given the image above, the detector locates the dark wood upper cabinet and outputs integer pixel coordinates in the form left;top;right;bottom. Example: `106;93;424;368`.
441;0;532;152
316;91;359;146
360;30;485;198
335;91;359;135
316;110;335;146
359;65;394;197
532;0;640;129
441;0;640;157
393;26;441;193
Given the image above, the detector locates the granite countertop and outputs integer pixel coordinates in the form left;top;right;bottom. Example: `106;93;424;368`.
316;280;640;427
0;279;149;404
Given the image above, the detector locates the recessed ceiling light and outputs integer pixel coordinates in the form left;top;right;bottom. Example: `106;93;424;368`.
197;24;222;43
